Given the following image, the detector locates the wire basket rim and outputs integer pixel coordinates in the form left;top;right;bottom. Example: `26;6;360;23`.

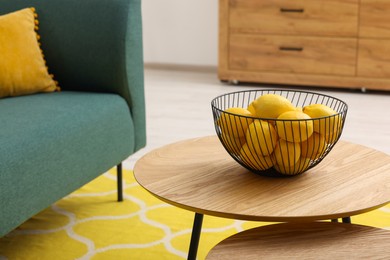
211;89;348;121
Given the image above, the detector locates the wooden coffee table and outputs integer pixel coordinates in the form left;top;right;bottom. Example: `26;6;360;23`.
133;136;390;260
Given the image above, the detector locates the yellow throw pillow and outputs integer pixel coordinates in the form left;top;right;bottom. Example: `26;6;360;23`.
0;7;59;98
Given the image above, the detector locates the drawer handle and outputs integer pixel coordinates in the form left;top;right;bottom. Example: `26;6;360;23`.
280;8;304;13
279;46;304;52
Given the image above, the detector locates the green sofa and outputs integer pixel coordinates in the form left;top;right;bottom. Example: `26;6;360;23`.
0;0;146;237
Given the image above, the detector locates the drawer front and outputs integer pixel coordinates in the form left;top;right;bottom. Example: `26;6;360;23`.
229;35;357;76
358;39;390;78
360;0;390;38
229;0;358;37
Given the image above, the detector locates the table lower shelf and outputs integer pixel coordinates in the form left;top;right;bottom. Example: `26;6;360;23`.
206;222;390;259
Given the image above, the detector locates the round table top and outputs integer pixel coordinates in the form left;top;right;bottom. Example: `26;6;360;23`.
134;136;390;222
206;222;390;259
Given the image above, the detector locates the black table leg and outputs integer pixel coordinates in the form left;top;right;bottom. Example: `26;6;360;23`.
331;217;351;223
117;163;123;202
188;213;204;260
342;217;351;223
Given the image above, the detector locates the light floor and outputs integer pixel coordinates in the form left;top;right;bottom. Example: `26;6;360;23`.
124;68;390;169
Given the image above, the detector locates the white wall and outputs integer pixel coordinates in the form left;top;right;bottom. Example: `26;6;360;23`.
142;0;218;67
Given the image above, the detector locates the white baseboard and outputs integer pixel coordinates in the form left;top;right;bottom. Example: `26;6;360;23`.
144;63;217;73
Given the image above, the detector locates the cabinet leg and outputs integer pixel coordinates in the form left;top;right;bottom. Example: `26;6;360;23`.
228;79;239;85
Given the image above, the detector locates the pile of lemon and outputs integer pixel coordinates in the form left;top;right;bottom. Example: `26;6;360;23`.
217;94;342;175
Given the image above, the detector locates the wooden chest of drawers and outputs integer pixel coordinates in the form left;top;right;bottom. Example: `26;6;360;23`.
219;0;390;91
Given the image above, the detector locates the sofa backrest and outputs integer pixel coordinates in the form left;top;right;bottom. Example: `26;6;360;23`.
1;0;126;91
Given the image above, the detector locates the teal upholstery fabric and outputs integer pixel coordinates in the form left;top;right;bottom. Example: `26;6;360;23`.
0;0;146;236
0;92;135;236
0;0;146;150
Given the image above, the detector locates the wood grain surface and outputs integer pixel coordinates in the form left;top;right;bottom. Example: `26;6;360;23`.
360;0;390;38
228;0;358;37
206;222;390;259
229;34;357;76
358;39;390;78
134;136;390;222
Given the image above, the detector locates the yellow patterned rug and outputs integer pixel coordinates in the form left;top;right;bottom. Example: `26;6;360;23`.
0;168;389;260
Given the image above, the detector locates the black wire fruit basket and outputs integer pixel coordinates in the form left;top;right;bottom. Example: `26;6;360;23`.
211;89;348;177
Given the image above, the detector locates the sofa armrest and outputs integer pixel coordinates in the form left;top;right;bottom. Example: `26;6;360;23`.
124;0;146;151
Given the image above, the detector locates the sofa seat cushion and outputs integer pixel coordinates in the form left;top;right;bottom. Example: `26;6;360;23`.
0;91;135;235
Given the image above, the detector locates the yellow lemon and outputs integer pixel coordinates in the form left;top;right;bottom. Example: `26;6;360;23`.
252;94;296;119
324;119;343;144
302;104;341;136
217;107;254;138
325;129;341;144
247;102;257;116
274;139;301;168
246;120;277;156
220;133;246;156
274;157;311;175
240;143;274;171
276;111;314;142
301;132;327;160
